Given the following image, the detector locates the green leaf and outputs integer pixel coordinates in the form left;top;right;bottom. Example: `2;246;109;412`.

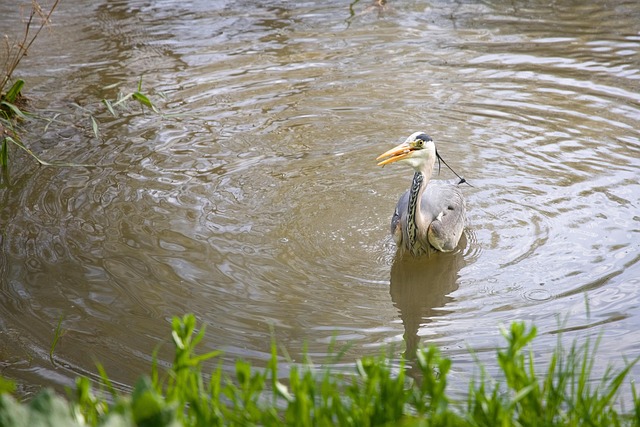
131;377;163;420
112;92;133;107
189;350;223;365
102;82;121;90
0;101;28;120
4;136;92;167
4;135;51;165
0;376;15;395
0;138;7;168
131;377;179;427
49;314;66;367
90;115;99;139
275;381;294;403
3;79;24;103
132;92;158;112
96;363;118;398
171;330;184;350
43;112;62;133
0;389;82;427
102;99;117;117
0;394;28;427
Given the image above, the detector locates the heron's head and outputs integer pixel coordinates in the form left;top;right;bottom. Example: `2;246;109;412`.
376;132;436;170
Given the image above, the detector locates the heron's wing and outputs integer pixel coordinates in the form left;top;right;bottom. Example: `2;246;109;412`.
422;180;466;251
420;180;465;222
391;190;409;246
391;180;466;252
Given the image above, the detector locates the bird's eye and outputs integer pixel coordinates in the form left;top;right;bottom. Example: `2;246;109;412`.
412;133;432;148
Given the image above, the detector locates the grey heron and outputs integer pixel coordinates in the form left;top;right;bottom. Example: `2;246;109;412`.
377;131;467;256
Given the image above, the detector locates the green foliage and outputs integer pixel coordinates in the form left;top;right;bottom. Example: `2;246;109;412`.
0;1;61;169
105;77;159;117
410;346;462;426
1;317;639;426
0;77;161;169
49;315;66;367
0;389;81;427
1;3;160;170
0;81;32;169
0;378;15;396
2;80;24;105
0;137;7;168
1;1;58;168
466;322;640;427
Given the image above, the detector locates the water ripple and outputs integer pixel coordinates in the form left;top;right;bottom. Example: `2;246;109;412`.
1;0;640;394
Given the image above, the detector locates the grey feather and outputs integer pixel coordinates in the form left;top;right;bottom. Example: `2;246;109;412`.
391;179;466;253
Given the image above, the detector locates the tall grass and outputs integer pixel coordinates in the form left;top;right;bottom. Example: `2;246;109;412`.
1;314;639;426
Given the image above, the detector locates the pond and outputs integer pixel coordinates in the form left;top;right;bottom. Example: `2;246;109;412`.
1;0;639;398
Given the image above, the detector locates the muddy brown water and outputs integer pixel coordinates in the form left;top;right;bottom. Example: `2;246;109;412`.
1;0;639;398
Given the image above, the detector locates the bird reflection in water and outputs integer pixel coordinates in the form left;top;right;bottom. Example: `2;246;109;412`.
389;234;466;367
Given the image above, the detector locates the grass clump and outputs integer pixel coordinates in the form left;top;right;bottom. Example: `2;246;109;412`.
1;314;639;426
1;1;60;168
468;322;640;426
0;2;159;172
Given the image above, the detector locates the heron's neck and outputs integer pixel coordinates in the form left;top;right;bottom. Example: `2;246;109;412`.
406;171;428;252
406;158;435;253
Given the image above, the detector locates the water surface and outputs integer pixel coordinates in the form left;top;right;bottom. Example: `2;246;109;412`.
1;0;639;397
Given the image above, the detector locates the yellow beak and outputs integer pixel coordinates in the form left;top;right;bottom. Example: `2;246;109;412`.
376;142;415;166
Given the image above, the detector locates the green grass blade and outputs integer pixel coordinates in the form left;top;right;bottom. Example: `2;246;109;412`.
5;136;92;167
102;82;121;90
189;350;223;365
601;356;640;408
49;315;66;367
95;363;117;398
43;112;62;132
0;138;7;167
70;102;92;114
112;92;133;107
132;92;159;112
0;376;16;394
3;79;24;103
102;99;116;117
1;101;29;120
90;115;99;139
